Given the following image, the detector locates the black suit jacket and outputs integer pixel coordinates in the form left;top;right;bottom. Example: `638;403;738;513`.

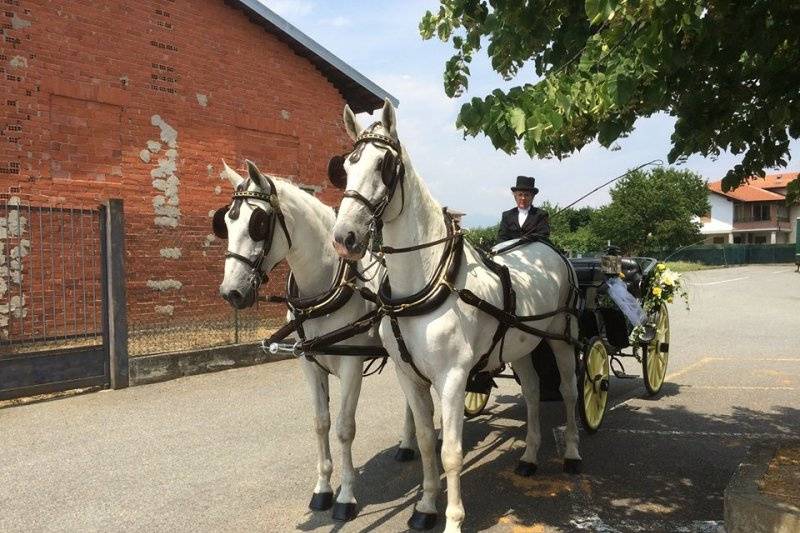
497;207;550;243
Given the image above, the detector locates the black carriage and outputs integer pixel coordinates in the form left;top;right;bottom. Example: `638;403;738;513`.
464;254;670;433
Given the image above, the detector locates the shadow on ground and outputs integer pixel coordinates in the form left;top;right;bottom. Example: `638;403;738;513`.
298;379;800;532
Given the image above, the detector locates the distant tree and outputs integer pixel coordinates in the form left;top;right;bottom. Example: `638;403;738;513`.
463;223;499;251
540;201;604;254
420;1;800;198
589;167;709;254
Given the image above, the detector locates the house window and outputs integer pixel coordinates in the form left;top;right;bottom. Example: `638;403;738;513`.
733;202;771;222
752;203;770;221
712;236;724;244
777;204;789;222
733;235;743;244
754;235;767;244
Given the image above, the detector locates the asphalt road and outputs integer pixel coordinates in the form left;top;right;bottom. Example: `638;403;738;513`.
1;264;798;532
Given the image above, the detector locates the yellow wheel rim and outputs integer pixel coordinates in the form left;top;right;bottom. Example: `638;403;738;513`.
646;304;670;392
464;391;489;417
582;340;609;430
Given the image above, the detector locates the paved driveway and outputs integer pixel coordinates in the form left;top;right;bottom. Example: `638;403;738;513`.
1;265;798;532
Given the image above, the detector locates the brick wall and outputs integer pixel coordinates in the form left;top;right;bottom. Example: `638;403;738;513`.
0;0;352;339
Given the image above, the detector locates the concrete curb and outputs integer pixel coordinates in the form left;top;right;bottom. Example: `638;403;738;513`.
724;441;800;533
129;342;293;386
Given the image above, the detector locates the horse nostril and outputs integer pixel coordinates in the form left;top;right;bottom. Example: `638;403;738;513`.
229;290;243;305
344;231;357;250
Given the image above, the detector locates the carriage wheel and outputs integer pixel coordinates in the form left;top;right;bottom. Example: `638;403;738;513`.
578;337;609;434
643;303;670;395
464;391;490;418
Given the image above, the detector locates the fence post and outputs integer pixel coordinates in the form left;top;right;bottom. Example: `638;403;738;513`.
104;199;129;389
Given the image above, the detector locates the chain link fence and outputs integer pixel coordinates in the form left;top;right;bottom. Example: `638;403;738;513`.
125;211;287;357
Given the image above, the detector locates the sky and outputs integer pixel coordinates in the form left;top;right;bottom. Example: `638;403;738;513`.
263;0;800;228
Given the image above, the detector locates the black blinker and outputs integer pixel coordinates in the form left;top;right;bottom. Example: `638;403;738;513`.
328;155;347;189
212;206;229;239
248;207;271;241
381;153;397;187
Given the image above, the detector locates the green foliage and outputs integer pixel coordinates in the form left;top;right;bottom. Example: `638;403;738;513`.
463;223;499;251
539;200;604;254
421;1;800;193
588;167;709;254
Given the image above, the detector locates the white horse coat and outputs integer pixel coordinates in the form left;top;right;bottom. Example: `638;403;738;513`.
331;101;581;532
216;161;418;521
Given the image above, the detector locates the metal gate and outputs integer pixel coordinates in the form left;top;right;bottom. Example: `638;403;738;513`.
0;196;115;400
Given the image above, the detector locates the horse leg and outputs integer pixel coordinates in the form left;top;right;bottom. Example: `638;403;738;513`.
510;352;541;476
395;367;439;531
438;371;468;533
552;339;582;473
331;356;363;521
395;402;418;462
300;359;334;510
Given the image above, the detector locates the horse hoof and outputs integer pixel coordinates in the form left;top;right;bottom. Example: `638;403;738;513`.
407;510;438;530
308;492;333;511
395;447;416;462
514;461;538;477
563;458;582;475
332;502;358;521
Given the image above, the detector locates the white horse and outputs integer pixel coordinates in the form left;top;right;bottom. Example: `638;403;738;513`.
330;100;582;532
215;160;419;522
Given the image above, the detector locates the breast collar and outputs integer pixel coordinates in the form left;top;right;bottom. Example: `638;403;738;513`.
377;208;464;316
286;259;357;321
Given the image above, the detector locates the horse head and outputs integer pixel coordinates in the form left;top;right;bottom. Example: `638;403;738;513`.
215;160;291;309
331;99;405;260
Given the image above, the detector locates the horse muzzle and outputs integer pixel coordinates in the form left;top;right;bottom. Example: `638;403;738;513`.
332;228;367;260
219;286;257;309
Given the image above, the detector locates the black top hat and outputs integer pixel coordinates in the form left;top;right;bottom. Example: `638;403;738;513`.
511;175;538;194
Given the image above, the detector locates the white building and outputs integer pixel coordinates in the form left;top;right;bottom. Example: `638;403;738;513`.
699;172;799;244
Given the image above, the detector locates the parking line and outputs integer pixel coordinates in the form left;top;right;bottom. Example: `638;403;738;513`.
693;277;748;286
688;386;795;390
607;357;721;413
771;269;793;274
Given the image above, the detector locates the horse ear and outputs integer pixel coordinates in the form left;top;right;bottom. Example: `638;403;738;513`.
381;98;398;139
221;159;244;188
343;104;362;141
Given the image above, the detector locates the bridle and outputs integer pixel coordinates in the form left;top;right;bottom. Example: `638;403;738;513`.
328;128;405;224
212;176;292;293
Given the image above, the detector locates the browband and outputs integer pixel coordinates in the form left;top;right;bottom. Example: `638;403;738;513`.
354;132;400;152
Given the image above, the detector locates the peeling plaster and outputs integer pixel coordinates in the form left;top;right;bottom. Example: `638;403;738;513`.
207;164;213;177
160;248;182;259
151;115;177;148
11;14;31;30
139;149;151;163
146;115;180;228
0;207;29;335
214;185;222;195
204;234;216;247
196;94;208;107
281;109;291;120
9;56;28;69
155;305;175;316
147;279;182;291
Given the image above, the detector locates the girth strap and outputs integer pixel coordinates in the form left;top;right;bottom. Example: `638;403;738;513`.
388;315;430;384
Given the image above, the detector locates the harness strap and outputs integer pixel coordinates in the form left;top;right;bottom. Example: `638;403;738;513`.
380;232;460;254
388;314;431;384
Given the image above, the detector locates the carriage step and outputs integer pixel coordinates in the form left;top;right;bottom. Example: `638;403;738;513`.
611;369;638;379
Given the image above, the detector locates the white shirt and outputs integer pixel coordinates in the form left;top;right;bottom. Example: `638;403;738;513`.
517;207;530;227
